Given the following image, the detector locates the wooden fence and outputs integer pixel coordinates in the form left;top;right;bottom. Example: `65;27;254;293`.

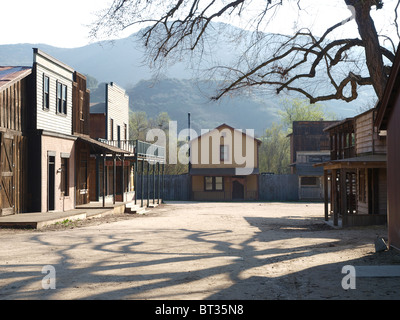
136;174;300;202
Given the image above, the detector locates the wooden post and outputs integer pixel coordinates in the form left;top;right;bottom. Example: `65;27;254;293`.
162;163;165;203
121;154;125;202
103;154;106;208
332;169;338;226
141;160;144;207
147;161;150;207
152;162;156;204
340;168;347;226
113;154;116;205
324;169;329;221
157;162;161;204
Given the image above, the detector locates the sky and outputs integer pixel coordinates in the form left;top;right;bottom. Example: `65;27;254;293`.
0;0;398;48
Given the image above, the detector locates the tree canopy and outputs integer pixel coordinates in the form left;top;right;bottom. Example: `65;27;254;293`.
91;0;400;105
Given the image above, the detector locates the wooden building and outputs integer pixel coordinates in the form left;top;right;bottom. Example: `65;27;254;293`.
28;48;77;212
288;121;337;200
89;82;133;202
317;108;387;227
375;45;400;250
0;66;32;215
189;123;261;201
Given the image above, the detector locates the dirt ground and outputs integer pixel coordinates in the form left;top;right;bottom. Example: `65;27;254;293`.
0;201;399;300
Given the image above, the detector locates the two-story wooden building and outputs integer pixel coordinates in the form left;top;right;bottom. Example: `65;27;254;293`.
89;82;133;202
27;49;77;212
289;121;337;201
375;44;400;250
0;66;32;215
316;108;387;227
189;123;261;201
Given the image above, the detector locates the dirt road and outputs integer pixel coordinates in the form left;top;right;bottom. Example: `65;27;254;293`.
0;202;399;300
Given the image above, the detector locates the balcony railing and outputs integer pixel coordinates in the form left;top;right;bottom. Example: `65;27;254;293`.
98;139;165;160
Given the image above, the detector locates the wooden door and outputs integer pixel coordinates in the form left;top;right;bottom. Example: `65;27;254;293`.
232;180;244;200
0;133;15;216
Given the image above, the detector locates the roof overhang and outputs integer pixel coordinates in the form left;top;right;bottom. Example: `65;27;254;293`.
75;134;132;155
313;154;386;170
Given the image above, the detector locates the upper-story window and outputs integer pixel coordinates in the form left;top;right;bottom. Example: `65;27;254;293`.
56;81;67;115
220;145;229;162
43;75;50;110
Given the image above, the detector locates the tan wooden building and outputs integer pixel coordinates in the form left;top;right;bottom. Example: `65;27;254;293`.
189;123;261;201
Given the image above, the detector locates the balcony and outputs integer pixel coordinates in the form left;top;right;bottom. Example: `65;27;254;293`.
98;139;165;160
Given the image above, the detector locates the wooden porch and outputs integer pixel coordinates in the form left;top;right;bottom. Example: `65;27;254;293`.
318;155;387;227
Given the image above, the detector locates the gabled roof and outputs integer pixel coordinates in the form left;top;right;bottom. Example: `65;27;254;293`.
376;44;400;130
0;66;32;91
190;123;262;144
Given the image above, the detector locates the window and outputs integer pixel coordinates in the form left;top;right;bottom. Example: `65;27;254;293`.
220;145;229;162
60;158;69;196
56;82;67;114
110;118;114;140
215;177;224;191
204;176;224;191
43;75;50;109
301;177;318;186
205;177;213;191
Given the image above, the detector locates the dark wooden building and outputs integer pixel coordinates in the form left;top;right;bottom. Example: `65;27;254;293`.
376;44;400;250
0;66;32;215
288;121;337;200
317;109;387;227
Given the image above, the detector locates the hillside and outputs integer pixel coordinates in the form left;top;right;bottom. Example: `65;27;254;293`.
0;23;376;135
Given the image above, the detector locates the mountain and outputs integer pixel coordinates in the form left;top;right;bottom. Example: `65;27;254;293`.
0;23;376;136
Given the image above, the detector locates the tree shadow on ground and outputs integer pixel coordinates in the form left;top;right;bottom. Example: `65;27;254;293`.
0;216;398;300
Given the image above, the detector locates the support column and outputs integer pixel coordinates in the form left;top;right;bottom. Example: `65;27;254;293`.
102;154;106;208
147;161;150;207
113;154;116;205
141;160;144;207
332;169;338;226
162;163;165;203
121;154;125;202
157;162;161;204
152;162;156;204
340;168;347;227
324;169;329;221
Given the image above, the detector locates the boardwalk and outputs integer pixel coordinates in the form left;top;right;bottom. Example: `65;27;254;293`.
0;202;399;300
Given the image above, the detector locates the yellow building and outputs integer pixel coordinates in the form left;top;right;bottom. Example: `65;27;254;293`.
189;124;261;201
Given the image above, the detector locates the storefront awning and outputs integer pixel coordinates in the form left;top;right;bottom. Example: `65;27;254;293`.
75;134;132;155
314;154;386;170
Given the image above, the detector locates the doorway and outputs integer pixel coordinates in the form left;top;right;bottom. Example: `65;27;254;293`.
232;180;244;200
48;156;55;211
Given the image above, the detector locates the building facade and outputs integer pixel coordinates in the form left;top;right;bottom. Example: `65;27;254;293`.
317;108;387;227
289;121;337;201
28;49;77;212
189;123;261;201
0;66;32;215
375;44;400;250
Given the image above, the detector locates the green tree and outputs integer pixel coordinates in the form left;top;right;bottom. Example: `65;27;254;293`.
129;111;149;141
278;98;337;133
259;98;336;173
259;123;290;174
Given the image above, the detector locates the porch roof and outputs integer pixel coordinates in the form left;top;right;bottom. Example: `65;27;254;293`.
75;134;132;155
190;167;259;176
314;154;386;170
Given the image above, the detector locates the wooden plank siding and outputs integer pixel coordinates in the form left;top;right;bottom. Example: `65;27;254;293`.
0;72;31;215
355;109;386;156
33;49;74;136
106;83;129;141
72;72;90;136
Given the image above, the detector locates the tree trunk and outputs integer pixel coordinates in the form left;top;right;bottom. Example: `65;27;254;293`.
345;0;387;99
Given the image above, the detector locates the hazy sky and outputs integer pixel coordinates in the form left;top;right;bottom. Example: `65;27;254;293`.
0;0;398;48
